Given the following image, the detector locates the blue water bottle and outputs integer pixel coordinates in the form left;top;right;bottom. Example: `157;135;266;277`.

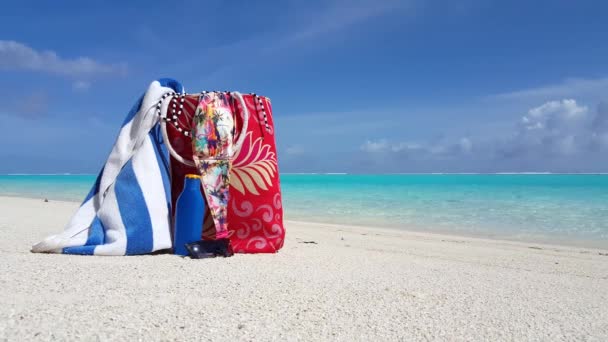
174;174;205;256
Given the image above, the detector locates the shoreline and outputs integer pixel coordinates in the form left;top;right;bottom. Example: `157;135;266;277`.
286;219;608;254
2;194;605;251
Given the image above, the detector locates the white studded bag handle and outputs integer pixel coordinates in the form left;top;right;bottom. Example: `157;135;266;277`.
160;91;249;167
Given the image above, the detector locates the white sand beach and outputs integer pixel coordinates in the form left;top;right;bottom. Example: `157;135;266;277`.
1;196;607;341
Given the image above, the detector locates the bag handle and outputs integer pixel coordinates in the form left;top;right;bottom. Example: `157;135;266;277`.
161;91;249;167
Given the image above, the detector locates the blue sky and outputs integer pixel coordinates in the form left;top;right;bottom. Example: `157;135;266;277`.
1;0;607;173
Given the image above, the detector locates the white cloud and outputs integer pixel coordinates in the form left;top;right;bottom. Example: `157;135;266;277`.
0;40;127;77
498;99;608;157
521;99;588;130
459;137;473;153
286;0;409;43
590;102;608;150
361;139;389;153
361;137;473;157
592;102;608;132
592;132;608;149
391;142;424;153
72;80;91;91
359;99;608;164
489;77;608;101
190;0;412;82
285;145;305;156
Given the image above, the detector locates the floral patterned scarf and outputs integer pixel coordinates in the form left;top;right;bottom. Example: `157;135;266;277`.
192;92;236;239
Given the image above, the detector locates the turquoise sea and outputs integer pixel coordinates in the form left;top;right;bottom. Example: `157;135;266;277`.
1;174;607;248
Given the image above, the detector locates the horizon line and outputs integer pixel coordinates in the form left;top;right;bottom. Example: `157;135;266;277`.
3;172;608;176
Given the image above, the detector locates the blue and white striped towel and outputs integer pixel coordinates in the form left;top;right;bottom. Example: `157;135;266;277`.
31;79;184;255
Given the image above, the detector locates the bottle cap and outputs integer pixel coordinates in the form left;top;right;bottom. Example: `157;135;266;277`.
185;174;201;179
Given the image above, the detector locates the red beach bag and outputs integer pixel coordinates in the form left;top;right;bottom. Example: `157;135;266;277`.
164;92;284;253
